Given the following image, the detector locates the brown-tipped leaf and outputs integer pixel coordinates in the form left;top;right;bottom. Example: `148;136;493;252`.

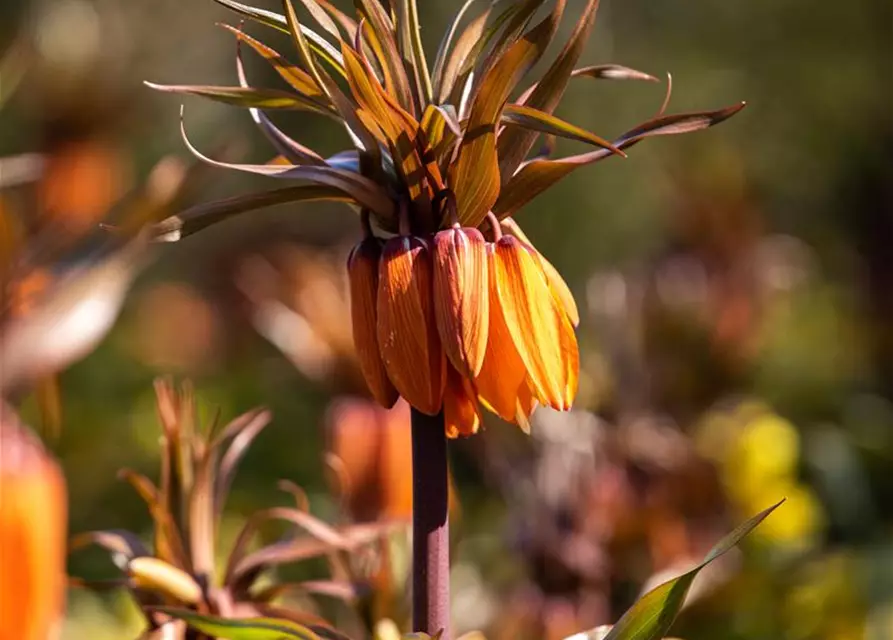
494;102;746;216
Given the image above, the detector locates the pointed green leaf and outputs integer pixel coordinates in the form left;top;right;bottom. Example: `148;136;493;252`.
501;104;625;156
601;500;784;640
154;608;320;639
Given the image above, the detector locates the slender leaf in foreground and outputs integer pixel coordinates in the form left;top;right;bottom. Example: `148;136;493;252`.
599;500;784;640
153;608;320;640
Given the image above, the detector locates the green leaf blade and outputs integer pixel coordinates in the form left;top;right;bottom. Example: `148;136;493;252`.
600;500;784;640
154;608;320;640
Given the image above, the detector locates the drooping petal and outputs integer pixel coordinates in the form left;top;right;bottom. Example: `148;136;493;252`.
443;365;481;439
474;244;529;422
500;217;579;327
492;236;576;410
347;238;399;408
514;383;538;434
432;225;489;376
538;253;579;327
377;236;445;415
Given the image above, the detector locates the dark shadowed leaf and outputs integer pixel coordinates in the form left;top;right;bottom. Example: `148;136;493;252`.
600;500;784;640
494;102;746;216
177;108;393;216
215;409;273;517
70;529;150;564
230;520;401;584
153;608;320;639
145;82;334;114
153;185;352;242
501;104;625;156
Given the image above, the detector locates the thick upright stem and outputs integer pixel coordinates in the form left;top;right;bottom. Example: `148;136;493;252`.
410;408;450;637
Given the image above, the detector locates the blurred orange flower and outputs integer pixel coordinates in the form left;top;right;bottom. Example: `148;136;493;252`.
0;406;67;640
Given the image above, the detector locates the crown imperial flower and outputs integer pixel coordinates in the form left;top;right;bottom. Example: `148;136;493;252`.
150;0;743;436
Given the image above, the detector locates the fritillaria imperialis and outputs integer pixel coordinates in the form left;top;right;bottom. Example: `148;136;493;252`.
149;0;742;436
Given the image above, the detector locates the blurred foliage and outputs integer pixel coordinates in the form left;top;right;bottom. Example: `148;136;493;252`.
1;0;891;638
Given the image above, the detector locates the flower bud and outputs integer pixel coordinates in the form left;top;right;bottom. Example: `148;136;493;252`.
377;236;445;415
0;408;67;640
348;238;399;408
432;225;489;376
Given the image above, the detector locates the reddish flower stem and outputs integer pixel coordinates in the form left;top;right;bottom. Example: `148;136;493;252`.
410;407;451;637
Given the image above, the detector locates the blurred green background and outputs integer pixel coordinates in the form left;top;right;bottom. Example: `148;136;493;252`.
1;0;891;638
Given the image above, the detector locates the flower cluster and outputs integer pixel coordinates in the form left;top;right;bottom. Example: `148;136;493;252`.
151;0;742;436
349;203;578;437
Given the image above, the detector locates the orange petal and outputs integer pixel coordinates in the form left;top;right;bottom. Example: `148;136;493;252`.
474;244;529;422
555;293;579;409
433;226;489;376
538;253;579;327
0;412;67;640
377;236;445;415
514;382;538;434
347;238;399;408
443;366;481;438
492;236;576;410
500;218;579;327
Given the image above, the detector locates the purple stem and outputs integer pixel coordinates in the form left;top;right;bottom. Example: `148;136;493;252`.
410;408;450;637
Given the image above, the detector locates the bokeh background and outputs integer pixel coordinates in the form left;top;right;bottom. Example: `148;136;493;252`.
1;0;891;638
